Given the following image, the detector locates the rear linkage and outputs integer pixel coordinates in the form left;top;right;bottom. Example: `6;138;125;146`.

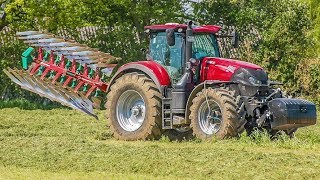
4;31;121;119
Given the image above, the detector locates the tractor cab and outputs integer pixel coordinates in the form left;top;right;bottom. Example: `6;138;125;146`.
145;23;221;84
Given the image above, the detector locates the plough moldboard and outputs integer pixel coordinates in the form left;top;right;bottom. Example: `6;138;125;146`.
4;31;121;119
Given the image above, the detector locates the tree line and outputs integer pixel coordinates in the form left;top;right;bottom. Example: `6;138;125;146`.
0;0;319;105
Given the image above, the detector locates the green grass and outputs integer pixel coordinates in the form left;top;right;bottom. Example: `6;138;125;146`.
0;99;63;110
0;108;320;179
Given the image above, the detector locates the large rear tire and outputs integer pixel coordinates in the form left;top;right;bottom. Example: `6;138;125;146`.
105;72;162;140
189;87;242;140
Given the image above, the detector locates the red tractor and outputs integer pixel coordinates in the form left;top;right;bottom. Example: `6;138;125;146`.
5;21;317;140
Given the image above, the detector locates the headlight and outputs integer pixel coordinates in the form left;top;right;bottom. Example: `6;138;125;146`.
248;76;262;85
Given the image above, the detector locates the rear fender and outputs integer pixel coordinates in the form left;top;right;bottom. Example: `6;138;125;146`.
185;80;236;123
107;61;171;94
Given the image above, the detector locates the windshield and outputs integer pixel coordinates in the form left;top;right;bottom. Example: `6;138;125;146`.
193;34;220;59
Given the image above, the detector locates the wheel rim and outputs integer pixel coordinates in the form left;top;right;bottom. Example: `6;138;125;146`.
198;100;222;135
116;90;146;132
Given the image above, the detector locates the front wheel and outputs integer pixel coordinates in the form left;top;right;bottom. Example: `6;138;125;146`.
189;87;241;140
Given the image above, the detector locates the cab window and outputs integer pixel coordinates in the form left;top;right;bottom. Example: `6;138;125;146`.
193;34;220;59
149;32;184;83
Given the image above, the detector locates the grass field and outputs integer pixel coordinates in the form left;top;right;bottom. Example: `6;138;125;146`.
1;108;320;179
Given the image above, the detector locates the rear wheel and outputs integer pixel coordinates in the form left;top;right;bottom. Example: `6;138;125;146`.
190;87;241;140
105;72;162;140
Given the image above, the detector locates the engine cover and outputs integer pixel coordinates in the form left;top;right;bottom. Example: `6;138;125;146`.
268;98;317;130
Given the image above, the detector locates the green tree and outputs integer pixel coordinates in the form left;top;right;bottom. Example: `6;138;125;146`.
3;0;185;60
306;0;320;57
193;0;312;93
0;0;186;102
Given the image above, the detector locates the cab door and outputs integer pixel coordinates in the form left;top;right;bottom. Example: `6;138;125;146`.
149;32;184;83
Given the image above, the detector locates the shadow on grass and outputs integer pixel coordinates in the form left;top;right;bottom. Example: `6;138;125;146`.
0;99;66;110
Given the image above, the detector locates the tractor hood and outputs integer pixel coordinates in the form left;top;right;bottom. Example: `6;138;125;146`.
203;57;262;70
200;57;265;82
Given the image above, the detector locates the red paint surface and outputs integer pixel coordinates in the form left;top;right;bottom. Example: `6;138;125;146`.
30;48;108;96
118;61;171;86
200;57;263;82
145;24;221;34
120;58;263;86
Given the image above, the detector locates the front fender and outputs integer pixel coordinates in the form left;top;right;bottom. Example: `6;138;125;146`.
107;61;171;94
185;80;235;123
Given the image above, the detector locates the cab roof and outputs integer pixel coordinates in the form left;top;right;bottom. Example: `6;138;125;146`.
144;23;221;33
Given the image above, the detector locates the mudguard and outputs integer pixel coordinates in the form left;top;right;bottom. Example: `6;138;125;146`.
107;61;171;93
185;80;236;123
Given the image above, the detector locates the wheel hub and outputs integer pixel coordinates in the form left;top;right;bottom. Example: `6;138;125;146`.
116;90;146;132
131;106;141;116
198;100;222;135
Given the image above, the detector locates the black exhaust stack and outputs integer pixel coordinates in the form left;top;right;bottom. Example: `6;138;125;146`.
185;21;193;66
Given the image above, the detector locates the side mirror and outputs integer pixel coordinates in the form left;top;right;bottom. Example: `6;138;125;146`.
166;28;175;46
231;31;239;48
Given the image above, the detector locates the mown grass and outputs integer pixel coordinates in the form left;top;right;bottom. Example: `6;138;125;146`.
0;108;320;179
0;99;63;110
